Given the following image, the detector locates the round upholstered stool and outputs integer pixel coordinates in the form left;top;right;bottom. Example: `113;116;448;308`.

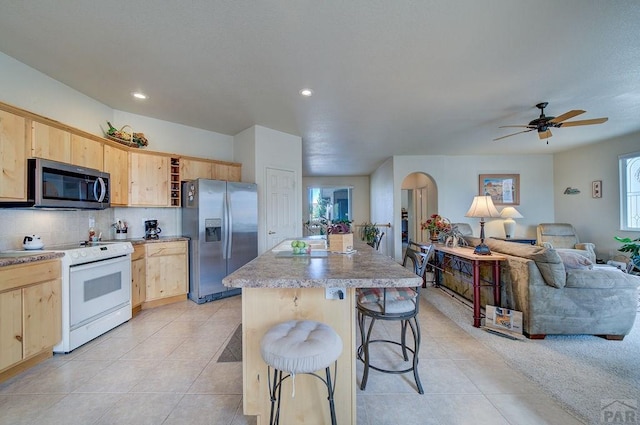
260;320;343;425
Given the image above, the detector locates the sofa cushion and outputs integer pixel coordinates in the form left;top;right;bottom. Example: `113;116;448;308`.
565;268;639;289
556;249;593;270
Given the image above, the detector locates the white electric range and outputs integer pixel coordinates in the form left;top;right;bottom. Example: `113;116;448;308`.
18;241;134;353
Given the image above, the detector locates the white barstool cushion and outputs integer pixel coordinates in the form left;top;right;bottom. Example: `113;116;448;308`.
261;320;342;374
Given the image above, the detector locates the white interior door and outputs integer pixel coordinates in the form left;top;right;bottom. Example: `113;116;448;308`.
414;186;428;242
265;167;297;250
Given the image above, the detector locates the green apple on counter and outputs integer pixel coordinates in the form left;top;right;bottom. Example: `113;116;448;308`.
290;240;311;255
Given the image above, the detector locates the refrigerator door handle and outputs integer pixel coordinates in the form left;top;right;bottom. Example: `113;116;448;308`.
226;191;233;258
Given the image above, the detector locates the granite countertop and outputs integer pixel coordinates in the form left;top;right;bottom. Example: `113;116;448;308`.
0;251;65;267
0;236;189;267
223;241;421;289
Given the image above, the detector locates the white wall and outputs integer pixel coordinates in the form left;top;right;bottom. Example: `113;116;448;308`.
370;158;396;257
113;111;233;161
0;52;113;135
234;125;302;254
233;126;257;183
382;154;555;261
554;131;640;260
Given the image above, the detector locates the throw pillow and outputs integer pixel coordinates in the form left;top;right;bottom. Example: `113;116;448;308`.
556;249;593;270
530;248;567;288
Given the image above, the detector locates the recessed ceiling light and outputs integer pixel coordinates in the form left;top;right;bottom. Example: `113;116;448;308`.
299;88;313;97
132;92;147;100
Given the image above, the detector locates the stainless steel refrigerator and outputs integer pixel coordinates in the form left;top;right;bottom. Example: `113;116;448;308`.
182;179;258;303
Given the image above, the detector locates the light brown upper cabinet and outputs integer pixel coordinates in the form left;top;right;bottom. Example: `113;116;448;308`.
129;151;170;206
32;121;71;163
70;134;103;170
180;158;213;181
181;157;241;183
0;110;28;200
103;143;129;206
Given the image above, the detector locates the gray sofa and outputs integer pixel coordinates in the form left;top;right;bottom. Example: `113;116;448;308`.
440;237;640;339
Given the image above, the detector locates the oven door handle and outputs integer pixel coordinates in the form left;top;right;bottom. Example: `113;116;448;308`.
94;177;107;202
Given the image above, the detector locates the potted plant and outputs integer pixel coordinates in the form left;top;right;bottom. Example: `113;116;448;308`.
614;236;640;274
359;222;380;246
327;219;353;252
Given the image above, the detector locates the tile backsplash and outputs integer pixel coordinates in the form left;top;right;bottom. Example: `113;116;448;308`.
0;207;181;251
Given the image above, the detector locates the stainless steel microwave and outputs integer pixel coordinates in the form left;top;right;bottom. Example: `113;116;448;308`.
1;158;110;209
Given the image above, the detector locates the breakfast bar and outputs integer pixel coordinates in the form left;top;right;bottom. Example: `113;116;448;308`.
222;240;421;425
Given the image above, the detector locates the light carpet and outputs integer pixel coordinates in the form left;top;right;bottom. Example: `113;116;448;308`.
423;286;640;425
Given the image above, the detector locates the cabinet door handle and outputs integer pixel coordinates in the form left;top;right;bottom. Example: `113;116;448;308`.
15;335;22;342
268;231;276;235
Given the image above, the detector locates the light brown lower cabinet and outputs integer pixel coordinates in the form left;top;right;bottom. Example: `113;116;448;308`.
0;260;62;383
131;240;188;311
131;244;146;315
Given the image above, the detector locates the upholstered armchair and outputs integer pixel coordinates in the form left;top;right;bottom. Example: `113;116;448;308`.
536;223;596;262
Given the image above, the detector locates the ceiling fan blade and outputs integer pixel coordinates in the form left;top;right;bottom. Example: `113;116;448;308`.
499;125;535;129
549;110;585;124
557;117;608;127
538;129;552;139
493;129;534;141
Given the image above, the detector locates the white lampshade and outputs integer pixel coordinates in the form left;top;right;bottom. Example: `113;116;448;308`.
500;207;523;238
500;207;523;219
465;195;501;219
465;195;500;255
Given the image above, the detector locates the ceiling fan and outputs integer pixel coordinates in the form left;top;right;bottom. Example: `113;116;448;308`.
494;102;608;143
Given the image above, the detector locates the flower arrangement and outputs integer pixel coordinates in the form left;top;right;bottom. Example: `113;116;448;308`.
327;219;352;234
421;214;451;234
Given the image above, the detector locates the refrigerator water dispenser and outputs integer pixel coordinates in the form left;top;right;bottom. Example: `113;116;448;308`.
205;218;222;242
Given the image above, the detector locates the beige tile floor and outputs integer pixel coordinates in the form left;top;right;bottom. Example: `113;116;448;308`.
0;292;585;425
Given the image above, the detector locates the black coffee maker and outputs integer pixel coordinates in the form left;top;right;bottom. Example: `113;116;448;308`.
144;220;162;240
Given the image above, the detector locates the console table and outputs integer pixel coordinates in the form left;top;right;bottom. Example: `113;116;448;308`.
432;245;506;327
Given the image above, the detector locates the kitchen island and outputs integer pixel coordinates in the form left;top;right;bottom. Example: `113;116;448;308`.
223;240;421;425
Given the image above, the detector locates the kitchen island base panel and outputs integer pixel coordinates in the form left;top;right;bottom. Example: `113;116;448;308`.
242;287;356;425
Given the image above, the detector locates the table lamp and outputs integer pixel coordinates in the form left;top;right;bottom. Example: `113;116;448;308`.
465;195;500;255
500;206;523;238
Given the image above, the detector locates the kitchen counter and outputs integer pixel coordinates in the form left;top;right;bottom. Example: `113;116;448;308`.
103;236;189;245
224;240;421;425
0;251;64;267
223;241;420;288
0;236;189;267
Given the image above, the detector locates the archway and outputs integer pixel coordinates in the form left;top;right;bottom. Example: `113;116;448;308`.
401;172;438;246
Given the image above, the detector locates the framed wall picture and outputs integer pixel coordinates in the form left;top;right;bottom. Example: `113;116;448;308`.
592;180;602;198
479;174;520;205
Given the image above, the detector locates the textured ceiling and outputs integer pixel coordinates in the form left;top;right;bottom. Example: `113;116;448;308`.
1;1;639;176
